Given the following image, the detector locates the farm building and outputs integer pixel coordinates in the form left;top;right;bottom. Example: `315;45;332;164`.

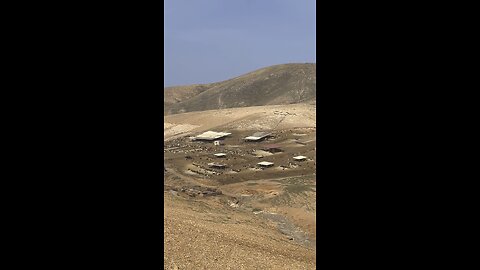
208;162;227;169
257;161;274;167
293;155;307;161
214;153;227;158
193;131;231;141
244;132;272;142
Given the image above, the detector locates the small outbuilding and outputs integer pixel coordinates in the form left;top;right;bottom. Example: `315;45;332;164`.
193;131;232;141
244;132;272;142
293;155;307;161
214;153;227;158
208;162;227;169
257;161;274;167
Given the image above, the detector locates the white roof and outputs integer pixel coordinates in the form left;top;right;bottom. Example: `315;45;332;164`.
208;162;226;167
214;153;227;157
293;156;307;160
245;136;262;141
194;131;231;140
244;132;271;141
257;161;274;166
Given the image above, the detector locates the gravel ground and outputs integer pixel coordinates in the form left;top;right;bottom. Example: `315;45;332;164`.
164;195;316;269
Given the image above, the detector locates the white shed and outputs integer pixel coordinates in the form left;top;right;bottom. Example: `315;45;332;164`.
257;161;274;167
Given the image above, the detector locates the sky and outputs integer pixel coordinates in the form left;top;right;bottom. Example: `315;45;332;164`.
164;0;316;87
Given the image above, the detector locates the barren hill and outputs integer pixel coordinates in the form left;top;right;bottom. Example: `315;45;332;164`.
164;63;316;115
164;103;316;140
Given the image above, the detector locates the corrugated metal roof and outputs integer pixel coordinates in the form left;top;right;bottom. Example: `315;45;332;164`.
208;163;226;168
194;131;231;140
257;161;274;166
245;132;271;141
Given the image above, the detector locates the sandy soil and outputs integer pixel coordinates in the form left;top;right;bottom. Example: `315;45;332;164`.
164;104;316;141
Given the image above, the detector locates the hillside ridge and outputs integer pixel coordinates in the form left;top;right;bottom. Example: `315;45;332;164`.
164;63;316;115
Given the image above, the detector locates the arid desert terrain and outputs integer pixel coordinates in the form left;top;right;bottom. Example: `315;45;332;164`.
164;102;316;269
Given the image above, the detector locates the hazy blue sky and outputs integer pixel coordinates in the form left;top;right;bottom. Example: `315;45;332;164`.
164;0;316;87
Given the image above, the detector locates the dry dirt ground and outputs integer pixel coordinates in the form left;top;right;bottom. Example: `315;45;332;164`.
164;103;315;139
164;104;316;269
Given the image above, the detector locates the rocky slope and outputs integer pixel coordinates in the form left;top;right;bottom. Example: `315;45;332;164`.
164;63;316;115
